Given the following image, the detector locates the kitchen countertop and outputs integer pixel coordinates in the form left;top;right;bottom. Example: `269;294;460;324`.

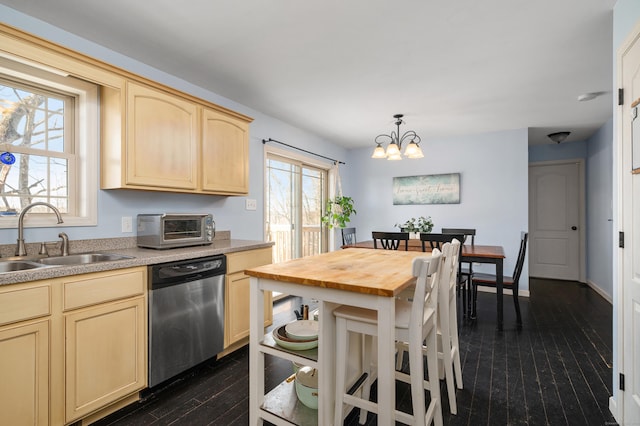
0;237;273;286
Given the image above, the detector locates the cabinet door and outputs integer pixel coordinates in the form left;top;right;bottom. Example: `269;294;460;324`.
202;107;249;194
0;320;49;426
65;297;146;423
126;82;198;190
226;272;272;347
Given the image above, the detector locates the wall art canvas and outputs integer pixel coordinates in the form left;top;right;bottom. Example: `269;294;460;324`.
392;173;460;205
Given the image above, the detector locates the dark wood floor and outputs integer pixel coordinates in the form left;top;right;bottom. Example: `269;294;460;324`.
93;278;616;426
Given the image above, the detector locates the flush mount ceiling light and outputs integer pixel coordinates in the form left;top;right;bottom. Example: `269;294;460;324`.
371;114;423;160
548;131;571;144
577;91;606;102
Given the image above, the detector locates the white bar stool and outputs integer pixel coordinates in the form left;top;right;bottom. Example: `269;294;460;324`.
396;239;464;415
333;250;443;426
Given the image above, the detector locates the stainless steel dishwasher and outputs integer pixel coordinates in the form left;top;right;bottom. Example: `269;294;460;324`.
148;255;226;388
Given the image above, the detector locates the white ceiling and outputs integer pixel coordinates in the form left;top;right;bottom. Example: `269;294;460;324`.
1;0;616;147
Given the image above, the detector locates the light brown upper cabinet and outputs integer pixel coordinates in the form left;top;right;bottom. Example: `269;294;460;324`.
102;81;252;195
202;107;249;194
126;82;198;190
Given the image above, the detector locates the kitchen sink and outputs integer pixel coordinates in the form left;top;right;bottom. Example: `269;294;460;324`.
37;253;135;266
0;260;50;273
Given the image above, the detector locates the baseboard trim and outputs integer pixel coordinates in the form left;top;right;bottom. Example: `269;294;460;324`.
475;285;530;298
609;396;619;424
586;280;613;304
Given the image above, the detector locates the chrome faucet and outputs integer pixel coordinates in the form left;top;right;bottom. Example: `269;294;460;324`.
15;202;64;256
58;232;70;256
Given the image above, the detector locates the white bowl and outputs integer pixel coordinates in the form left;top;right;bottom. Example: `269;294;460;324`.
295;366;318;409
272;327;318;351
285;320;319;341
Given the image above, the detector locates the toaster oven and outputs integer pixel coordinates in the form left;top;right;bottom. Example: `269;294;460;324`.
137;213;215;249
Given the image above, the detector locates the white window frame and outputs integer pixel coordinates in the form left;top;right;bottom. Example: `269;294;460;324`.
0;55;97;228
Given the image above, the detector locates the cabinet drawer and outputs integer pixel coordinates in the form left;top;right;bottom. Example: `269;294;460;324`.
63;267;146;311
226;247;272;274
0;284;51;327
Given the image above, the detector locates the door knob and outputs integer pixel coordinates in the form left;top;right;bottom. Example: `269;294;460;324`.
571;226;577;230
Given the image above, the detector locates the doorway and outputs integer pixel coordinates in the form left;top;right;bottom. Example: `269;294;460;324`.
616;17;640;424
265;151;329;265
528;160;585;282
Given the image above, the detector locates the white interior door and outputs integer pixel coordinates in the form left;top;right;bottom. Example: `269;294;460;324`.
619;21;640;425
528;161;582;281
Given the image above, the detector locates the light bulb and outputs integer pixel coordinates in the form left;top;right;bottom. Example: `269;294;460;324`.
403;141;418;156
385;142;400;157
371;145;386;158
407;145;424;159
387;153;402;161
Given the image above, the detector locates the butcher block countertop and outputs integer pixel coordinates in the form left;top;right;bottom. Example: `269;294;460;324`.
245;247;431;297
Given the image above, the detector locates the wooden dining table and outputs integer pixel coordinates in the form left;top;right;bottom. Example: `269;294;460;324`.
246;248;432;425
345;240;507;329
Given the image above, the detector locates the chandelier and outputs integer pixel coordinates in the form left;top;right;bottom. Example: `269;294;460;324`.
371;114;424;160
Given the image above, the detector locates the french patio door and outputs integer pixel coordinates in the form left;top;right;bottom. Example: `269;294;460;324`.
265;152;328;264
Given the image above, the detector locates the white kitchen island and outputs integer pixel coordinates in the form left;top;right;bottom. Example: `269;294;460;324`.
246;248;428;425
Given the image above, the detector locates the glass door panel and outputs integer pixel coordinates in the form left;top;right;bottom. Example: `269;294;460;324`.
266;154;327;265
301;166;325;257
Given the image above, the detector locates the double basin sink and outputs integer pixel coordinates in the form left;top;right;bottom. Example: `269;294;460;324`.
0;253;134;273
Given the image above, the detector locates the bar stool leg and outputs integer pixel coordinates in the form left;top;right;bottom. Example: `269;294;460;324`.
409;332;426;423
425;327;444;426
334;316;349;426
358;335;373;424
438;323;457;414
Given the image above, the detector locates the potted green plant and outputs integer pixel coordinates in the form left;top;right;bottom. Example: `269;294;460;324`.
321;196;356;229
395;216;434;238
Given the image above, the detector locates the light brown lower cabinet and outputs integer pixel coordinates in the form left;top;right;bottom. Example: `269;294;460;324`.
0;281;51;426
0;319;49;426
225;247;273;348
64;297;145;423
61;267;147;424
0;266;147;425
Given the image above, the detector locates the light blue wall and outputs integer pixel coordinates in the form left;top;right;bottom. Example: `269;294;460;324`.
0;5;347;244
612;0;640;416
528;140;587;162
344;128;530;291
586;119;614;299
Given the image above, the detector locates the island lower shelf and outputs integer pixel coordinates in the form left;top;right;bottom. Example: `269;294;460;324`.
261;374;318;426
259;330;319;425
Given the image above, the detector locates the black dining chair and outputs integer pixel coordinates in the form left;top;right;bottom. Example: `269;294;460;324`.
471;232;528;324
419;233;465;251
372;231;409;250
341;227;357;246
442;228;475;246
420;233;470;316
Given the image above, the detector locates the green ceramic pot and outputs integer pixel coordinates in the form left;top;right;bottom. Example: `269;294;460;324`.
295;366;318;409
